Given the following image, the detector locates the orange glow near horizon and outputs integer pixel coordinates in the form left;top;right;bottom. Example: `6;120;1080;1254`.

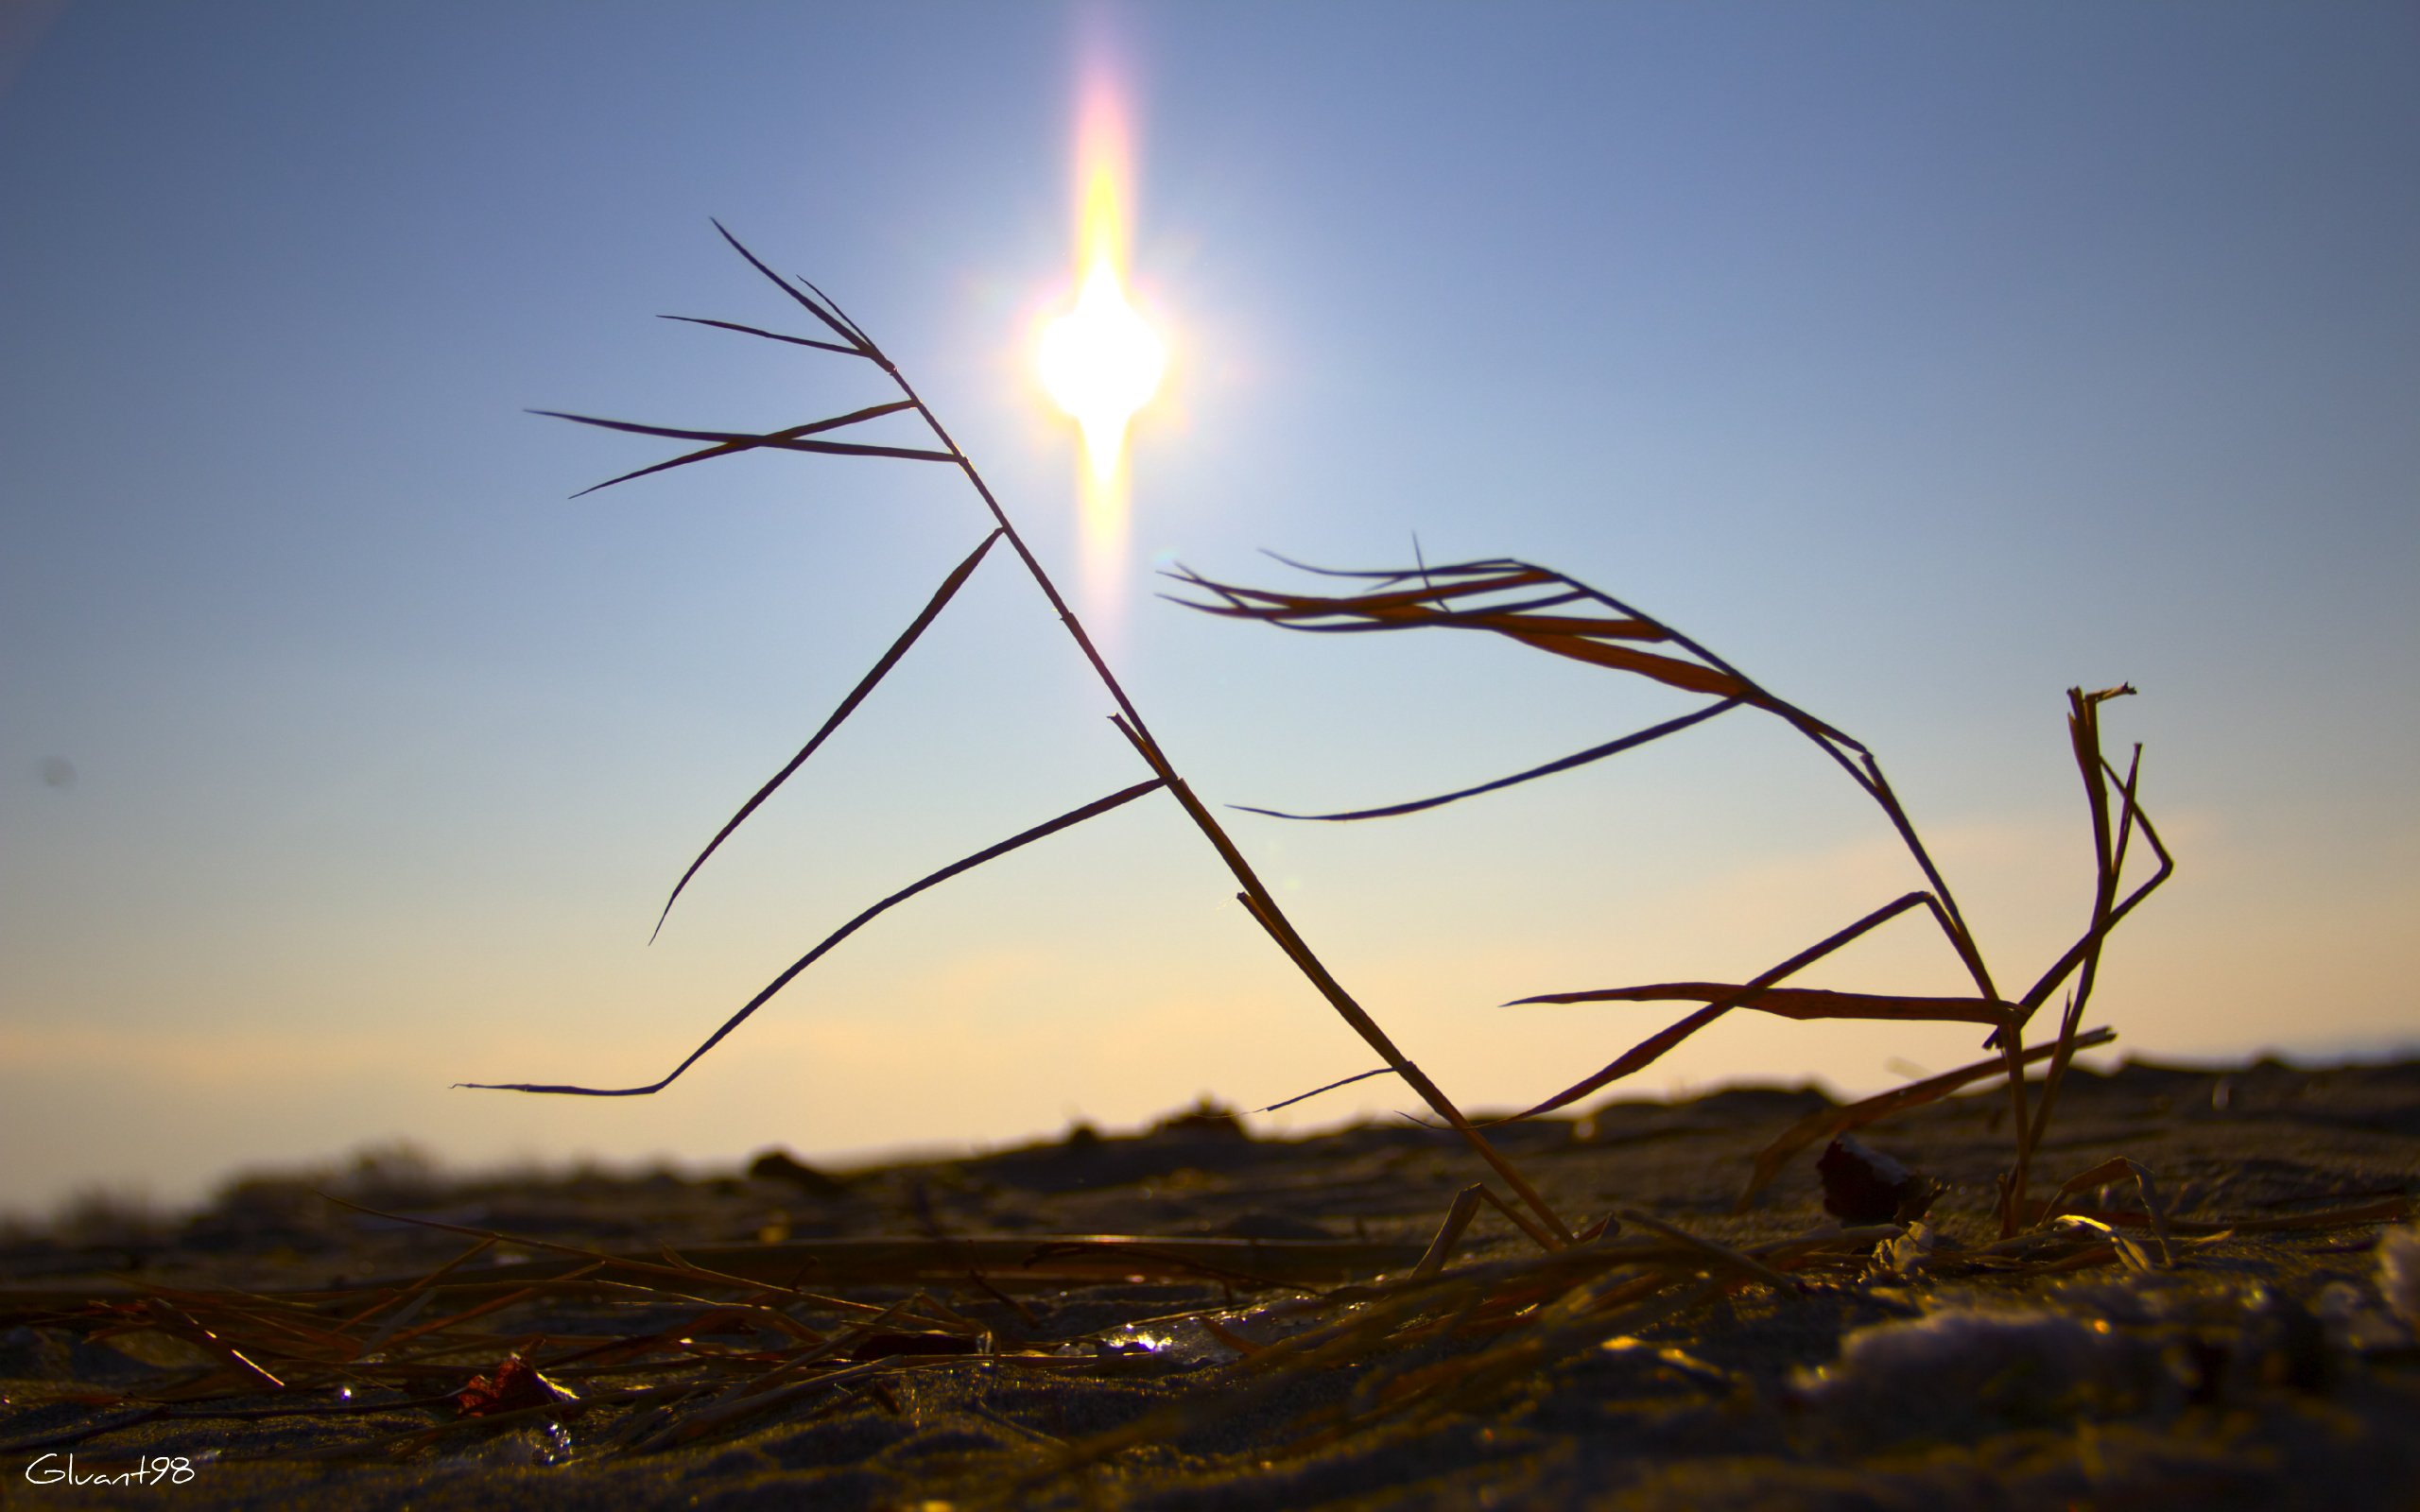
1038;74;1164;618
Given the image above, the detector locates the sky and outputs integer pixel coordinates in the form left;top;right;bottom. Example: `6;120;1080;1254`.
2;2;2414;1217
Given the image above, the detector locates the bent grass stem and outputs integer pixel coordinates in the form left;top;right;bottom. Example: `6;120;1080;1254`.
498;225;1574;1245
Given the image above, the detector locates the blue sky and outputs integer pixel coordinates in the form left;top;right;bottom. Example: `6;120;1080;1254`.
2;2;2414;1214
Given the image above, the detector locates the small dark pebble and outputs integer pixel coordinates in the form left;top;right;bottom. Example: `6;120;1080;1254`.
1817;1136;1937;1224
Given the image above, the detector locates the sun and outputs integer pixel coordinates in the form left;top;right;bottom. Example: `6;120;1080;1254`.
1037;67;1164;623
1039;258;1166;482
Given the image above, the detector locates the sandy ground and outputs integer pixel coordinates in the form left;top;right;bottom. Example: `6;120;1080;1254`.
4;1055;2417;1510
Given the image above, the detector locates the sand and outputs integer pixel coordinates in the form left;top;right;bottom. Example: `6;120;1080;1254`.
5;1055;2417;1509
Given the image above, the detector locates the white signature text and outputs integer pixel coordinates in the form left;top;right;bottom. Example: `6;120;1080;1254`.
25;1452;198;1486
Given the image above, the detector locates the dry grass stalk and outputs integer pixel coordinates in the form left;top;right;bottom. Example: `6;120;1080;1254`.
1171;558;2173;1236
9;237;2327;1479
467;223;1569;1242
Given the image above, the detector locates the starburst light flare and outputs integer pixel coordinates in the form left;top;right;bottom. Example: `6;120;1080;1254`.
1040;260;1166;483
1037;73;1164;621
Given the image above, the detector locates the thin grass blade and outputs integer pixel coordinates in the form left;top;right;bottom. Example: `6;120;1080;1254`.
537;402;912;446
1412;1186;1488;1280
1167;570;1560;620
1510;892;1930;1119
1236;699;1740;822
1255;1066;1395;1114
1256;550;1531;581
536;403;943;495
711;219;868;353
1431;607;1664;639
791;274;889;367
1172;569;1747;696
658;314;860;357
459;778;1165;1096
2020;753;2164;1139
1495;631;1751;697
2002;747;2172;1044
1511;981;2012;1028
650;529;1004;941
1167;601;1669;642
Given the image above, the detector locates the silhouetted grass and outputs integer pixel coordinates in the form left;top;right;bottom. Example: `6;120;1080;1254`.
466;222;1566;1241
38;230;2409;1489
1168;557;2172;1233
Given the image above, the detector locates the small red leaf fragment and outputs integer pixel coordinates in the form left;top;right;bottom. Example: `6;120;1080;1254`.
452;1353;579;1418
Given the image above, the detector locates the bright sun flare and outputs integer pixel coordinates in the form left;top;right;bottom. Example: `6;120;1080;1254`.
1042;70;1162;621
1039;261;1166;482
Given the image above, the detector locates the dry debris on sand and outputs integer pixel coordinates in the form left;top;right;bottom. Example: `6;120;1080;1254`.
4;1057;2417;1510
